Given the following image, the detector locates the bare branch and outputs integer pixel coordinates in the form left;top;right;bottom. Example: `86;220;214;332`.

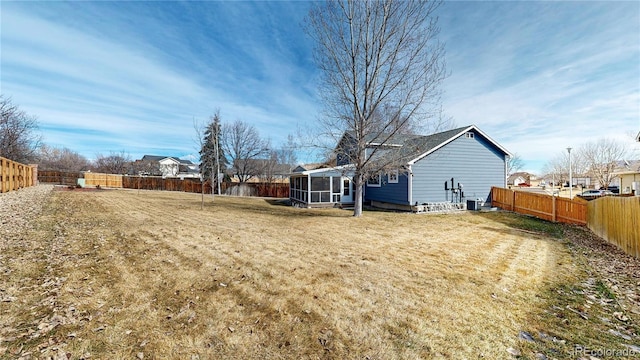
306;0;447;216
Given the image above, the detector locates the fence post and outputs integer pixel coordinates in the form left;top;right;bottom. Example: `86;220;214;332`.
552;194;557;222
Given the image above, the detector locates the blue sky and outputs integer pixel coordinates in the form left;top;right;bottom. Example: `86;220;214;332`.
2;1;639;174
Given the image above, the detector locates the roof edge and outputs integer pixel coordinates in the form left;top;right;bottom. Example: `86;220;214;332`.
408;125;512;165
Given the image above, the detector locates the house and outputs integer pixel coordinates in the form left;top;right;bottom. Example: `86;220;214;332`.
613;160;640;195
636;131;640;142
290;125;511;209
136;155;200;178
507;172;541;187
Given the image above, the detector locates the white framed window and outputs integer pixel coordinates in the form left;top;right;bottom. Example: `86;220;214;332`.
367;174;381;187
465;132;474;139
388;169;399;184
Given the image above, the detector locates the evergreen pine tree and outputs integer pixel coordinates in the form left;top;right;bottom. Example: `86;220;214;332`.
199;112;227;189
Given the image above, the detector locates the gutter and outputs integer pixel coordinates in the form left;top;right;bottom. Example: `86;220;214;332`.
408;165;413;206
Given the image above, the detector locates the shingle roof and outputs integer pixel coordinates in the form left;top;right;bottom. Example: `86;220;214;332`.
141;155;192;164
341;125;510;165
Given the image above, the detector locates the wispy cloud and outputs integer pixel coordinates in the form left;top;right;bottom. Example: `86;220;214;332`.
1;1;638;171
2;2;318;160
440;1;640;172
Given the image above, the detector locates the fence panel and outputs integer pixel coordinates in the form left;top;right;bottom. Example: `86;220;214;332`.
84;172;123;188
556;197;587;225
1;157;36;193
38;170;83;186
490;187;514;211
121;176;288;197
513;191;555;222
491;187;586;225
588;196;640;259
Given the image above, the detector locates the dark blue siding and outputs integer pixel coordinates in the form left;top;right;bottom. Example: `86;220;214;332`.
364;172;409;205
411;132;506;204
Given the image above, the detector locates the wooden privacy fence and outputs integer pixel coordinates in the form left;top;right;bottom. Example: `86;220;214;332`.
38;170;83;186
492;187;640;259
587;196;640;259
123;176;211;193
38;170;290;198
1;157;36;193
84;172;123;188
122;176;290;198
491;187;587;225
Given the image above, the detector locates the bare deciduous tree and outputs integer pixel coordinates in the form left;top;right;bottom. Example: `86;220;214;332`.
38;145;91;172
579;138;628;188
507;153;525;176
542;154;568;188
543;149;588;188
0;96;42;163
221;120;269;183
130;159;161;176
93;151;132;174
306;0;447;216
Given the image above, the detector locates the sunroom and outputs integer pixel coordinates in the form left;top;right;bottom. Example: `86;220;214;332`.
289;165;355;208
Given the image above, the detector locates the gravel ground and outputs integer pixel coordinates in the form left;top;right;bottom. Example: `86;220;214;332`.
0;185;54;240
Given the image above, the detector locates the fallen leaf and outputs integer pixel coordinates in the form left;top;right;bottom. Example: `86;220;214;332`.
506;347;521;356
613;312;629;322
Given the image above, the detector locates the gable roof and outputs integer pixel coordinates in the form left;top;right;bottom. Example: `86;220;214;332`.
141;155;192;165
295;164;355;176
407;125;512;165
292;163;330;173
334;125;511;167
636;131;640;142
613;159;640;175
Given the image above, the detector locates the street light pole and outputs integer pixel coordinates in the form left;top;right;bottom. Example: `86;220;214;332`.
567;147;573;199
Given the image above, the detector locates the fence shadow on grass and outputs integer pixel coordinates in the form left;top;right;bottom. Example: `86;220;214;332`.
469;211;566;240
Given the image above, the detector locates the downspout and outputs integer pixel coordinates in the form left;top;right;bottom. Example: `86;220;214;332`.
408;165;413;206
504;155;508;187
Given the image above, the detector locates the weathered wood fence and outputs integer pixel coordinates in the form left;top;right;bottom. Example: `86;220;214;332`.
122;176;289;197
491;187;640;259
38;170;83;186
123;176;211;193
1;157;36;193
587;196;640;259
491;187;587;225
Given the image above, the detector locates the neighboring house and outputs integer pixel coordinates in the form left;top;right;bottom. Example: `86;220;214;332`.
507;172;541;187
290;125;511;209
636;131;640;142
137;155;200;178
613;160;640;195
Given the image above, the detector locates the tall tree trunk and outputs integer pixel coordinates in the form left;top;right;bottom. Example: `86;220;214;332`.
353;172;364;217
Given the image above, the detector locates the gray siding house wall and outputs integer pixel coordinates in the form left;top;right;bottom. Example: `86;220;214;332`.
364;172;409;205
410;130;506;204
364;128;507;205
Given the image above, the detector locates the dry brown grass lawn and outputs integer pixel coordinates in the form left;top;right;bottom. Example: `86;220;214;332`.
1;188;637;359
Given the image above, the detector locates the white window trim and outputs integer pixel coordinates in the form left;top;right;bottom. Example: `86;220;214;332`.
367;174;381;187
388;169;399;184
